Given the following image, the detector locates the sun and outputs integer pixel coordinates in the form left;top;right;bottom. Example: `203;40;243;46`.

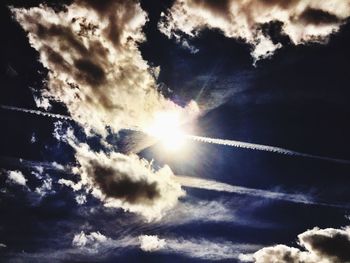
145;111;187;152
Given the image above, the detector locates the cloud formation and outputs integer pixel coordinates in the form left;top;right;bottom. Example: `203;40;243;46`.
13;1;201;221
72;231;110;253
6;170;27;186
71;231;137;255
139;235;166;252
63;142;185;221
12;0;186;136
250;226;350;263
159;0;350;63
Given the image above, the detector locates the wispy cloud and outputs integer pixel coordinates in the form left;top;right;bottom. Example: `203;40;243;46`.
174;175;348;209
139;234;262;261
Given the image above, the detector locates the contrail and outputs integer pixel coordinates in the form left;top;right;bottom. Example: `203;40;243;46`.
186;134;350;165
0;105;73;121
2;104;350;165
174;175;348;209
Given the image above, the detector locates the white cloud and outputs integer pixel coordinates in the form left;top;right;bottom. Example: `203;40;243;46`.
33;95;52;111
35;177;53;197
72;231;137;255
72;231;107;250
75;194;87;205
58;178;82;191
30;133;36;143
159;0;350;63
0;243;6;249
7;170;27;186
139;235;166;252
250;226;350;263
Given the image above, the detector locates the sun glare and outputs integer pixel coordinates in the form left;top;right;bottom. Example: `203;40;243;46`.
145;111;187;152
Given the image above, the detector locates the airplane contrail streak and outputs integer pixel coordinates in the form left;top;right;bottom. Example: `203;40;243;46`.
0;105;73;121
174;175;348;209
186;134;350;165
2;104;350;164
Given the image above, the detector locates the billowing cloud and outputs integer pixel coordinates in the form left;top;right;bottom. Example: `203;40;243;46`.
250;226;350;263
139;235;166;252
62;142;185;221
12;0;189;136
72;231;110;253
71;231;137;255
159;0;350;63
6;170;27;186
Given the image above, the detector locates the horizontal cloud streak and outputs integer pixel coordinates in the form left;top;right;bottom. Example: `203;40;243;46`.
139;234;262;261
174;175;345;208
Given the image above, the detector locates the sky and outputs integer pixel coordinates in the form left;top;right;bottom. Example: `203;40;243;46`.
1;0;350;262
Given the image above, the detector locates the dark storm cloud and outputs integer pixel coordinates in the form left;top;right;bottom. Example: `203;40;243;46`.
252;226;350;263
86;160;160;204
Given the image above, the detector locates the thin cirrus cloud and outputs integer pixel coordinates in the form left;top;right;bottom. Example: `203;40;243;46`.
159;0;350;63
139;234;262;261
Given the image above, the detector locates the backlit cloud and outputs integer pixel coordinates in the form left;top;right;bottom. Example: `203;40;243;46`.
12;0;185;136
62;142;185;221
249;226;350;263
159;0;350;63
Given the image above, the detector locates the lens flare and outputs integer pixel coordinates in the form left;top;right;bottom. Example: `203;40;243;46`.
145;111;186;151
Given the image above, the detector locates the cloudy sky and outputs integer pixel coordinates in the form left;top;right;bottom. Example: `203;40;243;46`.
1;0;350;262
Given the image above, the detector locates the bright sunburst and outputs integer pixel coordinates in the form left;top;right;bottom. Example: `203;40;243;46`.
145;111;187;152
